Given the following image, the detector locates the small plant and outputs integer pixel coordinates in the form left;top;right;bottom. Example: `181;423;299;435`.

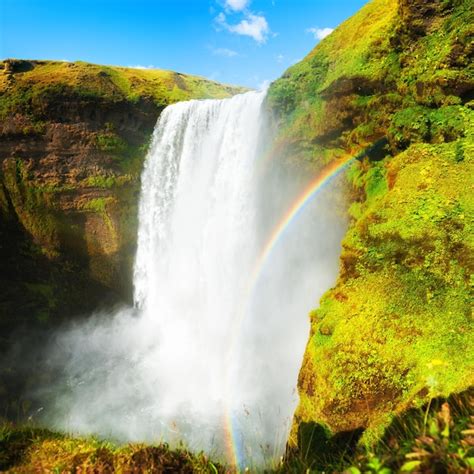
344;390;474;474
95;132;127;154
396;400;474;472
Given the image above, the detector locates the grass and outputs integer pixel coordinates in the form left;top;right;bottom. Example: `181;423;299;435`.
0;59;246;120
345;389;474;473
277;389;474;473
1;389;472;473
0;425;226;473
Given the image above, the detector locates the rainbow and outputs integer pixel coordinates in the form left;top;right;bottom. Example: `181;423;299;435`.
223;154;356;469
250;155;355;291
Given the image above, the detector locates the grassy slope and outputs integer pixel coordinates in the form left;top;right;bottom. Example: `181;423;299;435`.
2;389;472;473
0;59;244;118
266;0;400;167
267;0;473;455
0;425;225;473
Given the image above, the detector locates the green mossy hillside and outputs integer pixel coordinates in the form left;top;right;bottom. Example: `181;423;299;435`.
267;0;473;167
267;0;473;453
0;59;245;119
297;140;473;438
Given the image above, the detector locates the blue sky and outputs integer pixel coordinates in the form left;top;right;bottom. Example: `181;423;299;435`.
1;0;367;88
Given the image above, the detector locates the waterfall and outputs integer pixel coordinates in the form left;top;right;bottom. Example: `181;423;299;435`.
38;90;346;468
134;91;263;318
131;90;266;455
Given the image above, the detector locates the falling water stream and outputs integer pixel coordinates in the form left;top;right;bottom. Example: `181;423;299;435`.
39;91;346;467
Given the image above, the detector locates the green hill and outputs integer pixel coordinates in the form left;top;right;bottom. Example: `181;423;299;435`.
267;0;473;458
0;59;244;119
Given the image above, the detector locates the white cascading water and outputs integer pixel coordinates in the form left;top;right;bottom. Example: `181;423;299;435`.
133;90;265;454
39;90;346;468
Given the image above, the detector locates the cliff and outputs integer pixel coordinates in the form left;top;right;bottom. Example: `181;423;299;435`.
267;0;473;458
0;59;243;336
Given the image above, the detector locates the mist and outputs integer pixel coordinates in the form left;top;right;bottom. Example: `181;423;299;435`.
33;90;348;467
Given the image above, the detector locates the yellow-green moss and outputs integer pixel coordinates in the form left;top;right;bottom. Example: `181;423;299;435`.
0;59;246;119
0;424;225;473
295;139;473;442
268;0;474;452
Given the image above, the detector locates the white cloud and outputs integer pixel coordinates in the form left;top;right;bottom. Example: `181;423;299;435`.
217;12;269;43
224;0;249;11
276;53;284;63
306;27;334;41
215;0;270;44
213;47;239;57
230;14;269;43
128;64;156;70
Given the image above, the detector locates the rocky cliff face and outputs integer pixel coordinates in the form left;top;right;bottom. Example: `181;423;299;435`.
267;0;473;456
0;59;242;336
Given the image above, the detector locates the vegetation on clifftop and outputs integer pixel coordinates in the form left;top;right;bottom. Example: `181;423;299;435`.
267;0;473;166
0;59;245;119
267;0;473;458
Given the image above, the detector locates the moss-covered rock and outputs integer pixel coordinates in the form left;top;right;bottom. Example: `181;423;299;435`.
267;0;473;452
282;389;474;472
297;141;472;439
